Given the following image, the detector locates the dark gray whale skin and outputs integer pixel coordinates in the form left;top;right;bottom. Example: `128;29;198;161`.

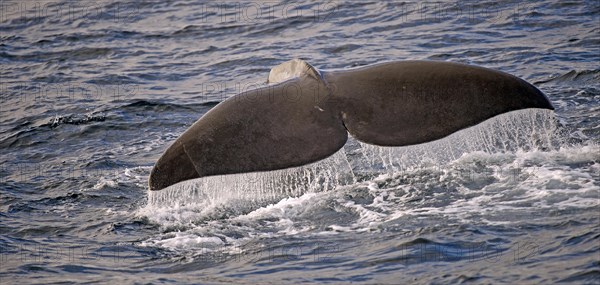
148;60;553;190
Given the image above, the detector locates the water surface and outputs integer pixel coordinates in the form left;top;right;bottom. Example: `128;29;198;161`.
1;1;599;284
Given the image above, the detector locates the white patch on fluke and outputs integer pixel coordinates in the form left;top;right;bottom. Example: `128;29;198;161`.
267;59;322;83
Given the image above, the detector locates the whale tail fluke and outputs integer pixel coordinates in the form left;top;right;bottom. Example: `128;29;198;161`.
149;60;554;190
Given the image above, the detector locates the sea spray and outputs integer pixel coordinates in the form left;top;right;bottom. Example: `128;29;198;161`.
144;109;560;221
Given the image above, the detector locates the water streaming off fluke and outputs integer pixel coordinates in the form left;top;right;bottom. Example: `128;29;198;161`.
145;109;559;221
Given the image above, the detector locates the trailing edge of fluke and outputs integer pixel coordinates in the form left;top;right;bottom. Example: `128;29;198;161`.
148;59;554;191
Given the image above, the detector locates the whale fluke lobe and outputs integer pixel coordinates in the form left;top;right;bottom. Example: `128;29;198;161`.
149;59;554;190
324;61;554;146
149;71;348;191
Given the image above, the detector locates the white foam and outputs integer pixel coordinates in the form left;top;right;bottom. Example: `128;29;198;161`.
235;193;320;221
141;148;354;226
93;178;118;190
140;232;225;251
138;109;599;252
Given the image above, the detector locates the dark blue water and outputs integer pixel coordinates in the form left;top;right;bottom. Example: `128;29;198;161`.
1;1;599;284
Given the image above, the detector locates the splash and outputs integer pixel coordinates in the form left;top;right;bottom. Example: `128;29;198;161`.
144;148;355;220
351;109;560;176
143;109;560;222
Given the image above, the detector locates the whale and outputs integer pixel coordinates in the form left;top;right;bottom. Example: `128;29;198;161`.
148;59;554;190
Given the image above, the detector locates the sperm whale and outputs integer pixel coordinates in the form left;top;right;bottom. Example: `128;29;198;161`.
148;59;553;190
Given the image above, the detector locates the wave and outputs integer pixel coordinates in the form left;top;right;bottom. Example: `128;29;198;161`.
535;69;600;86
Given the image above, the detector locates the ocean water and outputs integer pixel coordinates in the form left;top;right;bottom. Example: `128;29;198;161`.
1;1;599;284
